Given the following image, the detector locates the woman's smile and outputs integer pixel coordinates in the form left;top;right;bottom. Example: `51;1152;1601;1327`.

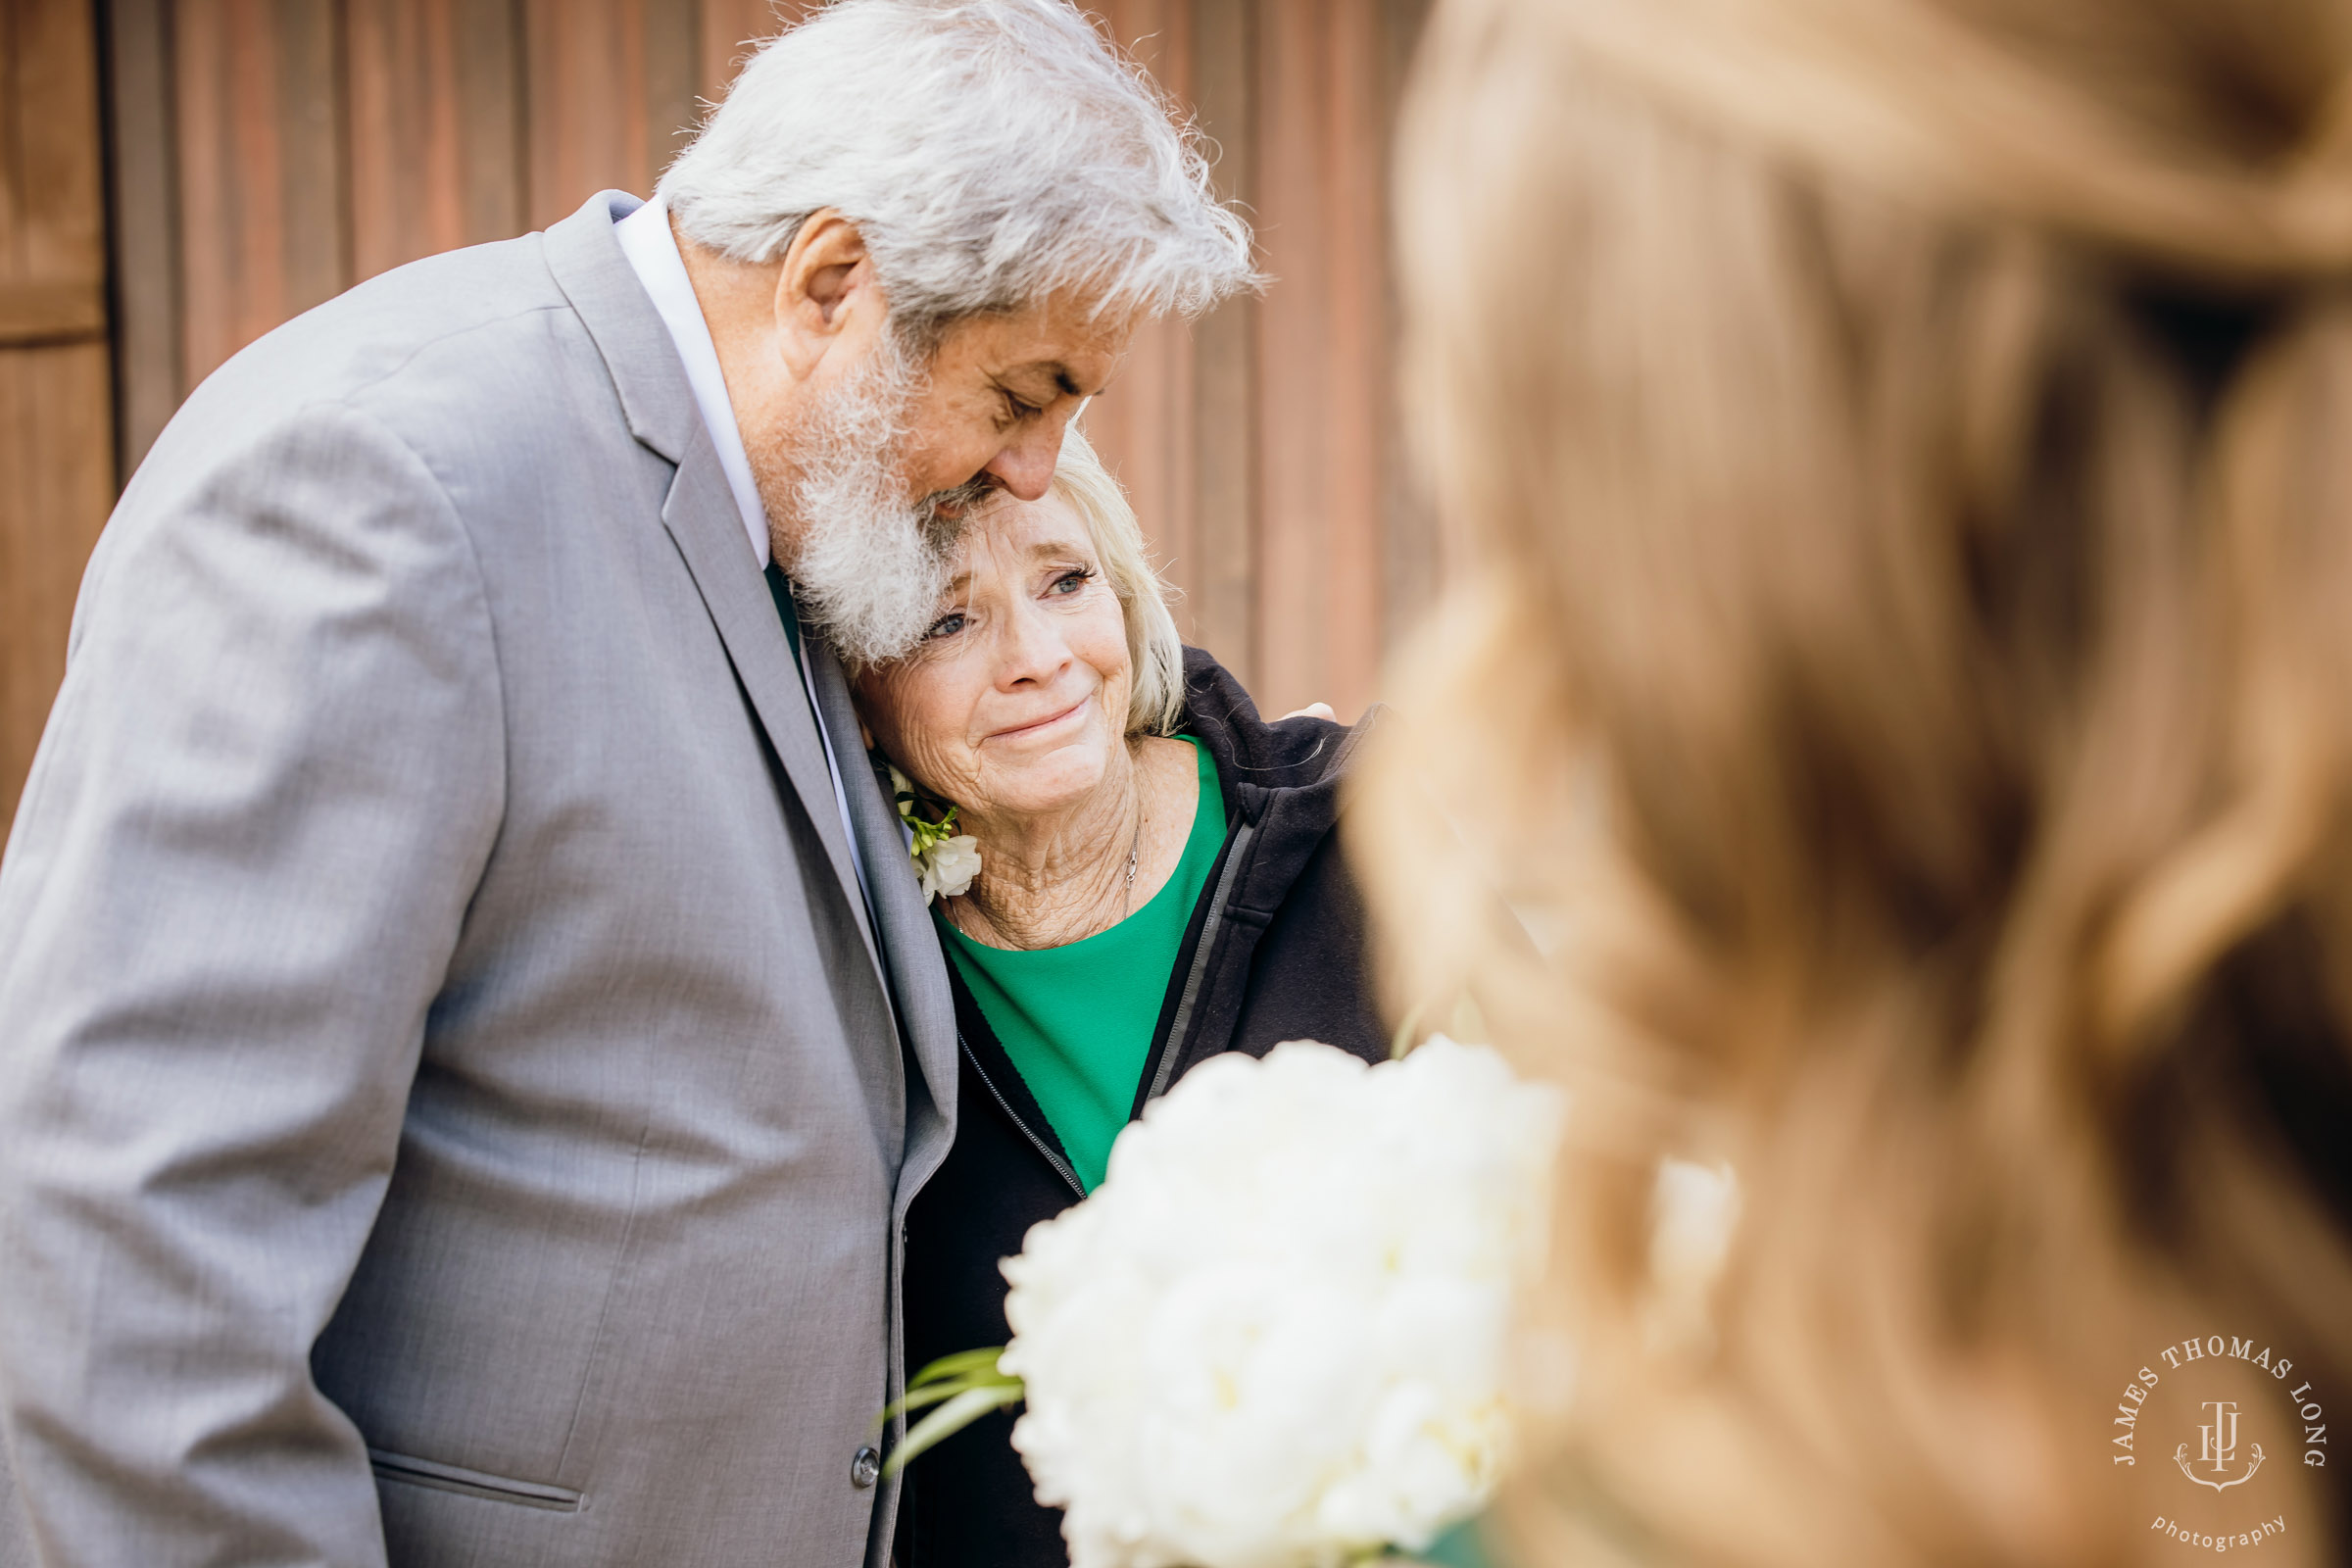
984;694;1095;746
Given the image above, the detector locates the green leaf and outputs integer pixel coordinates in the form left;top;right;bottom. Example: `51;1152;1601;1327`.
882;1382;1027;1479
877;1368;1019;1427
909;1347;1005;1388
878;1380;979;1427
876;1347;1019;1431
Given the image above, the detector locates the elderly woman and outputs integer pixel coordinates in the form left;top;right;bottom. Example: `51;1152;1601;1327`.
852;428;1385;1567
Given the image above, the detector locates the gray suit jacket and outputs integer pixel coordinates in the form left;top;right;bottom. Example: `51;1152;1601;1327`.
0;192;958;1567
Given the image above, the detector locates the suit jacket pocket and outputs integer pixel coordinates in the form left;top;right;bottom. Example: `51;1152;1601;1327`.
368;1447;583;1512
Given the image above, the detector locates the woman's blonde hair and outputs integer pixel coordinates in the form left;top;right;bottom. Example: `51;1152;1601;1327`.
1359;0;2352;1561
1054;422;1187;737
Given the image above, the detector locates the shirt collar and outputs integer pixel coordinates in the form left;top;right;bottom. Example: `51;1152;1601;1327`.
613;195;772;569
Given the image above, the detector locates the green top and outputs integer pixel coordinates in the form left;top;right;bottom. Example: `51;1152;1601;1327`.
939;737;1227;1191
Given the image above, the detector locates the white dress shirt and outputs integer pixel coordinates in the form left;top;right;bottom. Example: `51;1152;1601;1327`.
614;195;875;907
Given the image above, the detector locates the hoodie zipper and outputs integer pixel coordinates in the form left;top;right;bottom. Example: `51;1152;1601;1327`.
1140;818;1255;1105
960;807;1263;1196
958;1029;1087;1200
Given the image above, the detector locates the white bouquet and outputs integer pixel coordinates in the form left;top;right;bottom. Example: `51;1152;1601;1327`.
894;1036;1565;1568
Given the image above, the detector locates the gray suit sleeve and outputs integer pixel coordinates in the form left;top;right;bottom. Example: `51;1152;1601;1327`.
0;403;506;1567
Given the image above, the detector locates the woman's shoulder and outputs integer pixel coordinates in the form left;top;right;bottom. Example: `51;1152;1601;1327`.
1177;646;1378;792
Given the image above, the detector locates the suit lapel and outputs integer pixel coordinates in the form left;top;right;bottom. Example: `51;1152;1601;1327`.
542;189;883;986
660;434;883;975
807;640;960;1124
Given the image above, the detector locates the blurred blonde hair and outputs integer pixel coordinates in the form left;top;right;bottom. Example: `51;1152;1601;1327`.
1054;422;1186;737
1359;0;2352;1561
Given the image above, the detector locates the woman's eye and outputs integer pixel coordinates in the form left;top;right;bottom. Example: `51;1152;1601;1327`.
1049;569;1092;597
925;611;968;640
1002;391;1041;422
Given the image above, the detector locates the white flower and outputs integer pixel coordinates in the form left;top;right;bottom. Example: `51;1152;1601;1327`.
885;761;981;905
1000;1036;1566;1568
918;832;981;904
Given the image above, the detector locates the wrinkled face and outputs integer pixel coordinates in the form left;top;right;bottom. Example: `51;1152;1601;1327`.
854;489;1133;820
900;296;1130;513
749;298;1130;665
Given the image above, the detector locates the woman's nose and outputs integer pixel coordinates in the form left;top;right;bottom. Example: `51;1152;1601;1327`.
993;596;1073;688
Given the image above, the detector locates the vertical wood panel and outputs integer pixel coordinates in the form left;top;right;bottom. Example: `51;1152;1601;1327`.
348;0;469;273
524;0;708;228
1253;0;1385;719
642;0;701;179
3;0;115;833
1376;0;1436;649
69;0;1437;765
347;0;523;280
523;0;640;229
271;1;345;307
0;344;115;833
1080;0;1203;662
1082;0;1259;689
173;0;348;387
102;0;182;471
520;0;719;228
697;0;800;104
1184;0;1257;688
6;0;110;279
454;0;528;243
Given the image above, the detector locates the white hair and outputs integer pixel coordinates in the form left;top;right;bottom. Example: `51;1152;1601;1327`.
1050;424;1186;737
752;330;990;666
660;0;1258;344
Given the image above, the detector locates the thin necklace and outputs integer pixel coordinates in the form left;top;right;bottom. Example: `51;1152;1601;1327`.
958;783;1148;946
1122;804;1143;917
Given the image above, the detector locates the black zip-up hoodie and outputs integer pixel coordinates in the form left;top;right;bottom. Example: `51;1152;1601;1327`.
895;647;1389;1568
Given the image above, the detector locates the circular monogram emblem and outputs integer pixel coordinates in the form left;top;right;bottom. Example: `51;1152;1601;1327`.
2111;1336;2327;1550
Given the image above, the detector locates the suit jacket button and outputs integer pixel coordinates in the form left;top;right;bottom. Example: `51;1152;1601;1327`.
851;1446;882;1489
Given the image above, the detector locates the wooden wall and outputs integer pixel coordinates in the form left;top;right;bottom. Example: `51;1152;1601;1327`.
1082;0;1432;723
1;0;114;833
105;0;811;466
1;0;1432;835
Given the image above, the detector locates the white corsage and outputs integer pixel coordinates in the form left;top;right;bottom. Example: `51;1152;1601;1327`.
889;764;980;904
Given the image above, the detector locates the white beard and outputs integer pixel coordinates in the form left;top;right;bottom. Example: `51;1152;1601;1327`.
755;337;991;666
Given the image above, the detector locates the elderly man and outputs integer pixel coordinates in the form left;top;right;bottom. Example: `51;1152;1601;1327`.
0;4;1251;1564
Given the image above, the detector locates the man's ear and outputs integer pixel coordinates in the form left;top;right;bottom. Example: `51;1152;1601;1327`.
773;209;878;380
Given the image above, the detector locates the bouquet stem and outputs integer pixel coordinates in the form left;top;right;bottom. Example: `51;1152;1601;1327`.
879;1347;1024;1479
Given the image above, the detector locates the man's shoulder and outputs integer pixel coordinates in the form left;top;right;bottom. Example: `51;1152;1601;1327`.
131;229;647;513
184;234;580;425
